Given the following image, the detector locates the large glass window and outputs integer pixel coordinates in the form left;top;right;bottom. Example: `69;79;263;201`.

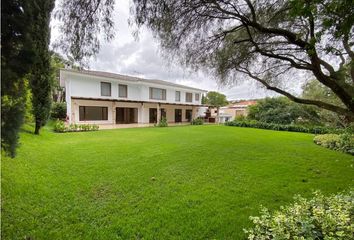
119;84;128;98
195;93;200;101
186;92;193;102
175;91;181;102
149;87;166;100
101;82;111;96
79;106;108;121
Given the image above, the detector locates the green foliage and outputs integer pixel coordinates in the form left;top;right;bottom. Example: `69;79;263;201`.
156;117;168;127
29;0;55;135
53;0;115;64
51;102;67;120
225;120;345;135
205;91;228;107
302;80;350;127
53;120;99;133
247;97;320;125
191;118;204;125
1;1;38;157
314;133;354;155
53;120;66;133
245;191;354;240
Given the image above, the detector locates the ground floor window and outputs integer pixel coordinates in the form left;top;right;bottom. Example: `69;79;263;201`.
116;107;137;124
149;108;157;123
175;109;182;122
186;109;192;122
79;106;108;121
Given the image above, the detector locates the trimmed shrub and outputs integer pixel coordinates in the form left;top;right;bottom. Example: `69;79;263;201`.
244;191;354;240
53;120;99;133
156;117;168;127
191;118;204;125
225;120;346;134
51;102;67;120
53;120;66;132
314;133;354;155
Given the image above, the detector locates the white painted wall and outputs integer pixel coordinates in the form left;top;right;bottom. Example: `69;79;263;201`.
62;70;205;105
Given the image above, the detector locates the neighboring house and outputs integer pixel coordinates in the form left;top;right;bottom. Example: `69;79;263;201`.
60;69;207;125
220;100;257;121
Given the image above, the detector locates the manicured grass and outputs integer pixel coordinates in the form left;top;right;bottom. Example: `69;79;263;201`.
2;125;353;239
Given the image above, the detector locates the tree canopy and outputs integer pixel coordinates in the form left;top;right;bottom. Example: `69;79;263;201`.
205;91;228;107
132;0;354;120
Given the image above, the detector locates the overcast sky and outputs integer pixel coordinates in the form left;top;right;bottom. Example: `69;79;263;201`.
51;0;278;100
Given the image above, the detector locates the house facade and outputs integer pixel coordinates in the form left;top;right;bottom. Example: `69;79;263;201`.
220;100;258;120
60;69;207;125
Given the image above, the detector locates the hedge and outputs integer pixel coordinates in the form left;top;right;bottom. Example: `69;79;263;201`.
225;120;347;134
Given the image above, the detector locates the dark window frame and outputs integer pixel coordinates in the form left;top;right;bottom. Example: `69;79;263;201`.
195;93;200;101
79;106;108;121
186;92;193;102
175;91;181;102
118;84;128;98
149;87;166;100
101;82;111;96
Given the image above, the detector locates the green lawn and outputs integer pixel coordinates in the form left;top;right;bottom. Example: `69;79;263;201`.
2;125;353;239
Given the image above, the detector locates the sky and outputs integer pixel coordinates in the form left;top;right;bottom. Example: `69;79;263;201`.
50;0;278;101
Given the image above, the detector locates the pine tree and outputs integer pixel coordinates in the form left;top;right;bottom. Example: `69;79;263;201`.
29;0;55;135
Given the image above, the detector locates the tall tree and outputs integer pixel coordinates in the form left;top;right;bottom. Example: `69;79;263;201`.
1;0;35;157
29;0;55;135
131;0;354;121
205;91;228;123
1;0;115;156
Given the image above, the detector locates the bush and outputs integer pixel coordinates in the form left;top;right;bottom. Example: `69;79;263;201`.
244;191;354;240
225;120;346;134
156;117;168;127
191;118;204;125
53;120;66;132
314;133;354;155
53;120;99;133
51;102;67;120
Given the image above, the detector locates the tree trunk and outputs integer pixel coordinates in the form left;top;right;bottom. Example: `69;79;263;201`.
34;120;41;135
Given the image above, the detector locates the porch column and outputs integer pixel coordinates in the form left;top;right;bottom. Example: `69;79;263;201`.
157;103;161;124
192;106;197;119
138;103;144;123
112;102;116;124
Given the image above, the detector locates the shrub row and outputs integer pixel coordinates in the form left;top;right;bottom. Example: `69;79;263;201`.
54;120;99;133
245;190;354;239
314;133;354;155
191;118;204;125
156;117;168;127
225;120;347;134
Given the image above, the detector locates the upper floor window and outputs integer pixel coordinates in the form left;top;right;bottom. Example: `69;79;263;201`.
186;92;193;102
175;91;181;102
119;84;128;98
195;93;200;101
101;82;111;96
149;87;166;100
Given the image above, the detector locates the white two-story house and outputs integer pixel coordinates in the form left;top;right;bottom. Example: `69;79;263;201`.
60;69;207;126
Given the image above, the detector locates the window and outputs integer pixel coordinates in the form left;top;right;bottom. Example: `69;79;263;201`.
118;84;128;98
195;93;200;101
79;106;108;121
149;87;166;100
175;91;181;102
186;92;193;102
186;109;192;122
101;82;111;96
